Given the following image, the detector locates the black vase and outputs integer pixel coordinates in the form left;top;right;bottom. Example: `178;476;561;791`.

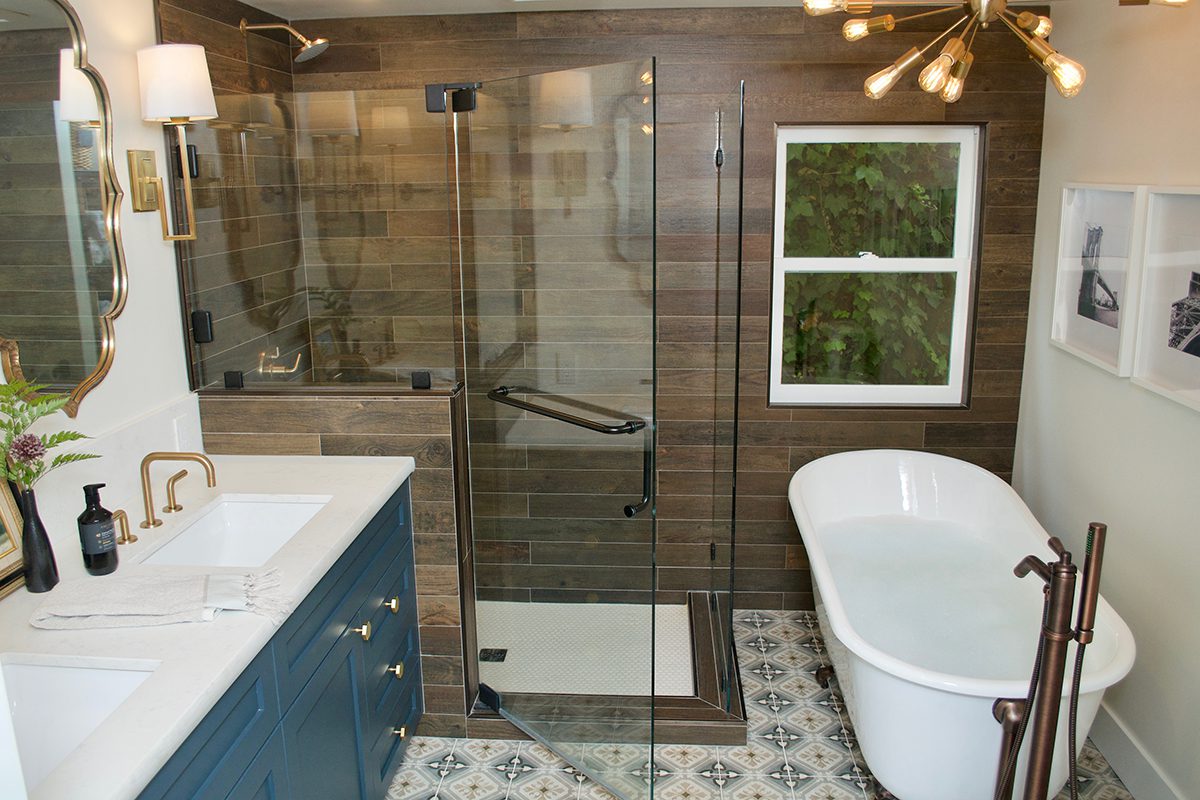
19;488;59;593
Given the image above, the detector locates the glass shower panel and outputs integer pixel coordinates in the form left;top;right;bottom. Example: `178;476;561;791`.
182;88;459;390
453;61;657;800
707;82;745;714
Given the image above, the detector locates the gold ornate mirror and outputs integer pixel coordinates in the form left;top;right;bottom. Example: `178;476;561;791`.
0;0;126;417
0;481;22;598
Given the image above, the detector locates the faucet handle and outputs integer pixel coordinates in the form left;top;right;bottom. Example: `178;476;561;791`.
113;509;138;545
163;468;189;513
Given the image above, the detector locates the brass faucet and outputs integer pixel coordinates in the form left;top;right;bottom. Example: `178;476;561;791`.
140;452;217;529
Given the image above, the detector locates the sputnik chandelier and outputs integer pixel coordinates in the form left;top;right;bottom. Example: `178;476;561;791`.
802;0;1084;102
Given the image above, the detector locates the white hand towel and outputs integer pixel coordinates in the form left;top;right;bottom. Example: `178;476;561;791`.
29;569;290;630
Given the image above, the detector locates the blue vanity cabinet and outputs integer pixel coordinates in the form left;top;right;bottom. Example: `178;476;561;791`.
136;650;280;800
280;629;370;800
225;732;290;800
138;479;421;800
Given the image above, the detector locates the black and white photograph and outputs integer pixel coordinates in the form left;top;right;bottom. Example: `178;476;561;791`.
1076;224;1122;328
1132;188;1200;414
1051;184;1144;375
1168;271;1200;358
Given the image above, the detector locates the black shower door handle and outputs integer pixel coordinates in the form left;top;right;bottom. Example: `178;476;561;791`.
487;386;652;517
487;386;645;435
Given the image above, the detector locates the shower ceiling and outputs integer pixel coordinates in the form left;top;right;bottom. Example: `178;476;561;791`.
251;0;1072;20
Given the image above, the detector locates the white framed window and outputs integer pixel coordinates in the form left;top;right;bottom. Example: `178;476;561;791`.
769;124;983;406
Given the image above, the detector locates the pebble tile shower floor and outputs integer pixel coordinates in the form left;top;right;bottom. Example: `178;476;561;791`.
388;610;1134;800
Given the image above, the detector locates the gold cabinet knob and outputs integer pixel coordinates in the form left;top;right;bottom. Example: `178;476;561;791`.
353;620;372;641
392;726;407;738
390;663;405;679
384;597;400;614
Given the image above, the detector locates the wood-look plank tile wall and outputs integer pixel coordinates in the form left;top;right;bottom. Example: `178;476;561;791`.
157;0;314;387
198;394;471;736
288;6;1044;611
0;29;112;380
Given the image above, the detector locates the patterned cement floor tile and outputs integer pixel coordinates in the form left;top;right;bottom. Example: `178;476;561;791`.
389;611;1134;800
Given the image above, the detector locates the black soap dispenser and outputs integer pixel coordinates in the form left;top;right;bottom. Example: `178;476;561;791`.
77;483;118;576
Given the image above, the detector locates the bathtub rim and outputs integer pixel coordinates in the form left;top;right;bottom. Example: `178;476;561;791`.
789;448;1136;699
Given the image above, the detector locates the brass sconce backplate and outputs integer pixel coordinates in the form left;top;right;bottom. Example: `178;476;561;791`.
127;149;161;212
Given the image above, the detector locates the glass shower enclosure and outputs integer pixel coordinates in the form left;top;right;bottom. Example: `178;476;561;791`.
450;60;658;799
174;52;744;800
448;62;745;799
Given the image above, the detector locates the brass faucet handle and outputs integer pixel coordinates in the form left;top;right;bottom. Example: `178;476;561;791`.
163;468;189;513
113;509;138;545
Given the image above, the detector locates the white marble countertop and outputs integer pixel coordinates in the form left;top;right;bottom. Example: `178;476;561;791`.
0;455;416;800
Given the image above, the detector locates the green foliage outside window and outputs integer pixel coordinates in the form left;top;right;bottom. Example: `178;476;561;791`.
783;142;960;258
782;272;955;386
779;140;963;387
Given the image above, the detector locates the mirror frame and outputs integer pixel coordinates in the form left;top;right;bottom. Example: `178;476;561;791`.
0;0;128;418
0;480;23;599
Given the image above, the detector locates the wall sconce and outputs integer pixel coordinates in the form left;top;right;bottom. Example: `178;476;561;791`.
131;44;217;242
532;70;594;132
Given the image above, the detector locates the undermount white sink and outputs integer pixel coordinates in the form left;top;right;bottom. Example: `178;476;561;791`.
0;656;157;796
143;494;331;567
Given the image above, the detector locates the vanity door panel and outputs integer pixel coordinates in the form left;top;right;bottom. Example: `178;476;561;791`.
226;730;291;800
281;630;369;800
136;649;280;800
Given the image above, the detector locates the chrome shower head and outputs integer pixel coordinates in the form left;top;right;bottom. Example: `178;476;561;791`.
294;38;329;63
239;19;331;63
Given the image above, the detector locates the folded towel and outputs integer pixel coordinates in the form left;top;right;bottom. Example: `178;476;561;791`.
29;569;291;630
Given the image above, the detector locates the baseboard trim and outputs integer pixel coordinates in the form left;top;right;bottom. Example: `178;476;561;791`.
1091;703;1185;800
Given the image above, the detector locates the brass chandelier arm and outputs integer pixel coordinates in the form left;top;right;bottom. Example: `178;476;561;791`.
917;13;972;57
890;6;966;25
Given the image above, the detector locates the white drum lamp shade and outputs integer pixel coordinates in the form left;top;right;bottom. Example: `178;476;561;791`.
58;49;99;123
532;70;594;130
136;44;217;122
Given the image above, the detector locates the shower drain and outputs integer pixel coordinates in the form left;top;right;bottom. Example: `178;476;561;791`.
479;649;508;662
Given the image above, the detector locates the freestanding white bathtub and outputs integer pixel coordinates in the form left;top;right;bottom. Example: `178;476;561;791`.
788;450;1135;800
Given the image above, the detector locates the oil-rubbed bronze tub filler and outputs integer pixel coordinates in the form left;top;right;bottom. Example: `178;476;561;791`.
994;523;1110;800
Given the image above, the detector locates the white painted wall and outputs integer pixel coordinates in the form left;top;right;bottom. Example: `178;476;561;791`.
18;0;201;573
1013;4;1200;799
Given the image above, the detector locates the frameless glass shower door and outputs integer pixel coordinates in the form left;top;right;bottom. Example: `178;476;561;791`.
449;60;657;799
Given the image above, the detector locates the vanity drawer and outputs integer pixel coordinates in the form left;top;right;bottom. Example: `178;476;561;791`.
137;649;280;800
357;541;417;668
272;482;411;708
365;659;422;797
365;619;421;731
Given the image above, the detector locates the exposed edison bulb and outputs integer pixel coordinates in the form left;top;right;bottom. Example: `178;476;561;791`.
864;47;922;99
1046;52;1086;97
803;0;844;16
918;55;954;93
843;18;872;41
864;64;901;99
843;14;895;42
918;38;965;94
939;52;974;104
1016;11;1053;38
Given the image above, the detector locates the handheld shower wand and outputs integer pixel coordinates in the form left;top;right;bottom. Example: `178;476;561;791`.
1066;523;1107;800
